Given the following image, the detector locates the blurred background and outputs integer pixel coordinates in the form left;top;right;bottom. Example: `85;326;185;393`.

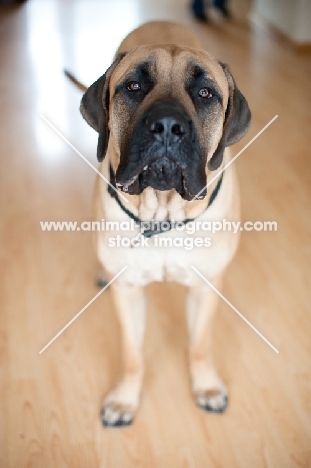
0;0;310;467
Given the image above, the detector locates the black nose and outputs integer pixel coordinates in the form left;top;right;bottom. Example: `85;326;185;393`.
145;102;189;145
149;117;186;140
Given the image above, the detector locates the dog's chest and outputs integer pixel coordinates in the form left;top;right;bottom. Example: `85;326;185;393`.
97;228;238;287
97;158;240;287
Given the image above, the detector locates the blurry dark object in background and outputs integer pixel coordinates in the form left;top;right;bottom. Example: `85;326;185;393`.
191;0;230;21
0;0;26;4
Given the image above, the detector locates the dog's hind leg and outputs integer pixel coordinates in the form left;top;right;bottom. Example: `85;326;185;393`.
186;276;228;413
102;282;146;427
96;270;108;288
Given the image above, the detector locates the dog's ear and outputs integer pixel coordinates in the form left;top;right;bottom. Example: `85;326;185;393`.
80;52;127;162
208;62;251;171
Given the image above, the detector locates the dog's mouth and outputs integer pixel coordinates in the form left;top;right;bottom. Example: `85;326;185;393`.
115;156;206;201
140;157;184;192
115;101;207;200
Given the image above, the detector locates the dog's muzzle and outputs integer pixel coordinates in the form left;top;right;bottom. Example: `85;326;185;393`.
116;101;207;200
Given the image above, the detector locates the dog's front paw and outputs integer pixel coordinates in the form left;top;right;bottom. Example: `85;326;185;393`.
194;387;228;413
101;382;140;427
102;401;136;427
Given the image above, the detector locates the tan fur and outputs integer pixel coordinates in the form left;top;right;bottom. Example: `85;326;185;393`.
89;21;242;426
118;21;203;51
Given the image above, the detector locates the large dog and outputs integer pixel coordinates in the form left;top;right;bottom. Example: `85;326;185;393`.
78;20;251;427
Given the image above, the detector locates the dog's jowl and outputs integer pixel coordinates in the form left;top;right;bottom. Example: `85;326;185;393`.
79;20;251;427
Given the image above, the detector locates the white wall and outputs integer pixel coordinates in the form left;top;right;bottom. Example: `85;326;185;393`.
295;0;311;42
253;0;311;43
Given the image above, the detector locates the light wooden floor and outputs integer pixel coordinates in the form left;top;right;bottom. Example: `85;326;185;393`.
1;0;311;467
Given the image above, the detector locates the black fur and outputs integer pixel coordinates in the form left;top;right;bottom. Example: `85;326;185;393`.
80;52;127;162
208;62;251;171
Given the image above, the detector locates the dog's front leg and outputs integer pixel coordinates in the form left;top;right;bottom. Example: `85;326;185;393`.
186;277;228;413
102;282;146;427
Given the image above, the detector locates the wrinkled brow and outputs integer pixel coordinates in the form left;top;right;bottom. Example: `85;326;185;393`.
186;63;223;101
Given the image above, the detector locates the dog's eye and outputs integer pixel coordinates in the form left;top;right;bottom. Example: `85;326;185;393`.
198;87;213;99
127;81;141;91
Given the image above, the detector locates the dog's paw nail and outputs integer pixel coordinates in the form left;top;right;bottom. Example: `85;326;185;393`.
195;389;228;414
101;403;135;428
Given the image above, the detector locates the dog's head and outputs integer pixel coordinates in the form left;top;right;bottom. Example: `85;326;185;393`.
80;45;251;200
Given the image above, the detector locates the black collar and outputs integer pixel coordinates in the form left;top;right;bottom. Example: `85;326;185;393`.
108;165;223;238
